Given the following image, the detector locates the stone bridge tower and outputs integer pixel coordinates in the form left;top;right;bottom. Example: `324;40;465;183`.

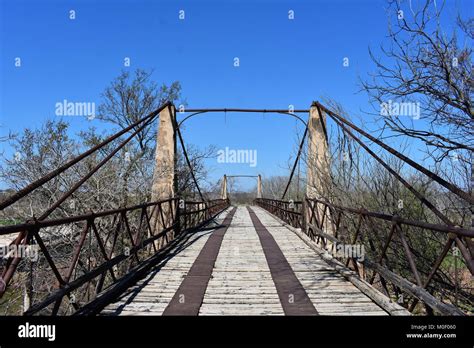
150;104;178;247
305;102;332;235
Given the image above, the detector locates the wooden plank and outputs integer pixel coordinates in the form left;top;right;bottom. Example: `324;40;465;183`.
252;206;391;316
161;208;238;315
103;205;414;316
100;210;234;315
246;207;318;315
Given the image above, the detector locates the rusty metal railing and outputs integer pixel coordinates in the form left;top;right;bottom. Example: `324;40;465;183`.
254;198;303;228
255;197;472;315
0;99;232;315
255;100;473;315
180;199;230;231
0;197;229;315
0;102;172;303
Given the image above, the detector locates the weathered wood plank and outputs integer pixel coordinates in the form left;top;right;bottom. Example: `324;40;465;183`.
102;206;410;316
199;207;283;315
251;207;391;316
100;209;233;315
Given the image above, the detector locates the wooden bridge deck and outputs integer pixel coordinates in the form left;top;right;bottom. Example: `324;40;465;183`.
101;206;399;316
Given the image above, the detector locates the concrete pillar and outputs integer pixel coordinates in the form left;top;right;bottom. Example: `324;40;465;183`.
221;175;228;200
305;102;332;236
151;104;177;248
257;174;262;198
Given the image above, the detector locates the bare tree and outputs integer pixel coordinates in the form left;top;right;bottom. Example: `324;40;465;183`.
0;71;213;314
97;69;183;205
176;143;217;199
98;69;183;152
355;2;473;311
360;0;473;163
294;96;473;313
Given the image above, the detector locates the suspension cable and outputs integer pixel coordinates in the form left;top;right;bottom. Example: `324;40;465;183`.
175;121;205;201
0;102;172;211
315;101;472;204
328;110;454;226
37;111;161;221
281;125;308;200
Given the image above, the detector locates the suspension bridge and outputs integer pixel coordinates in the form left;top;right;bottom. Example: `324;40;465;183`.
0;102;472;316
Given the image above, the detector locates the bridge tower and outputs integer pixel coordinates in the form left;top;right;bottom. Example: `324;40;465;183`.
220;174;228;200
257;174;262;199
305;102;332;235
151;103;178;247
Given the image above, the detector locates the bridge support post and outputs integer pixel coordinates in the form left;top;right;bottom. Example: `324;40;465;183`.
257;174;262;199
150;104;178;249
221;175;228;200
305;102;333;239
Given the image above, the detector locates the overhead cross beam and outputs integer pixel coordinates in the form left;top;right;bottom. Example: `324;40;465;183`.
226;175;259;178
177;108;309;127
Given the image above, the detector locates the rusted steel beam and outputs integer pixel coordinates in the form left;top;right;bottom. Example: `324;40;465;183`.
258;197;470;314
1;231;25;277
326;111;455;227
363;258;465;315
345;214;364;268
178;108;308;127
64;220;91;283
377;221;398;265
306;222;339;244
226;175;258;178
408;237;454;312
175;121;205;201
0;199;178;235
307;198;474;238
91;220;117;282
316;101;472;204
0;102;171;211
22;199;229;315
454;236;474;274
31;229;66;286
397;225;423;286
281;125;308;200
143;208;158;254
37;112;160;222
121;211;140;264
184;108;310;113
0;231;28;293
254;198;303;228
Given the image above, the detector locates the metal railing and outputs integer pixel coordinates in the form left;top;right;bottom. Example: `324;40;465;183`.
0;198;229;315
255;197;473;315
0;99;231;315
254;198;303;228
180;199;230;230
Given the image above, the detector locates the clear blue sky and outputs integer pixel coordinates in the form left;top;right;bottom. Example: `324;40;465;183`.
0;0;470;190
